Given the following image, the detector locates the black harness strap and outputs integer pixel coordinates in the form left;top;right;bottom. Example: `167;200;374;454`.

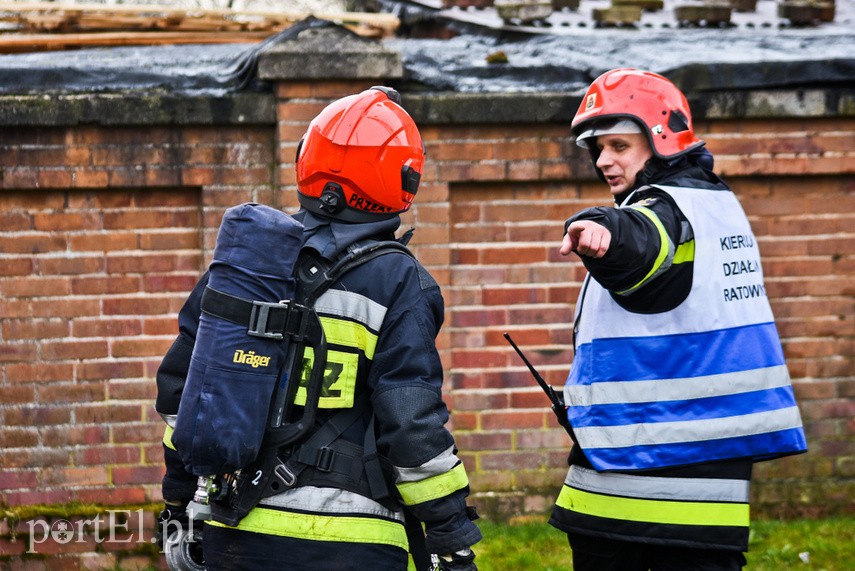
262;394;370;498
296;239;414;306
201;287;310;342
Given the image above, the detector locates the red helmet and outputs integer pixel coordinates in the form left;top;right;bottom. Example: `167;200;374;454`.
571;68;704;160
296;87;425;223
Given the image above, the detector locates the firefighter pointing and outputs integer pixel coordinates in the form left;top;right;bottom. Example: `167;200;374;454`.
548;69;807;570
155;88;481;570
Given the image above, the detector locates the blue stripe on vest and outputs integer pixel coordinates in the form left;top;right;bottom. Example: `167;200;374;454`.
571;322;784;384
584;428;808;471
568;385;798;428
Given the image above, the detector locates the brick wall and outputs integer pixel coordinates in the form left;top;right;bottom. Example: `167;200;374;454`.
0;32;853;567
0;124;277;567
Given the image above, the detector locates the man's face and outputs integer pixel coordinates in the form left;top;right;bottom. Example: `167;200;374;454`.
594;133;654;196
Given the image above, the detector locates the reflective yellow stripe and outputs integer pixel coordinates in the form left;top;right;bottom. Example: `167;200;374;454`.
397;463;470;506
556;485;749;527
616;205;672;296
320;316;378;359
208;507;408;550
295;348;358;409
162;425;176;450
294;315;376;409
673;239;695;264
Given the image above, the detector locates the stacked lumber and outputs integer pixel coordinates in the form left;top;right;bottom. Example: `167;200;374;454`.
0;1;399;52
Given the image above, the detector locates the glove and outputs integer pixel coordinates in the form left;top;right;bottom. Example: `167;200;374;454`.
154;500;190;549
436;548;477;571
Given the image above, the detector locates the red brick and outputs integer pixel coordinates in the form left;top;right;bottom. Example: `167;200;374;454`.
142;316;180;336
451;349;508;369
0;257;34;276
481;451;546;471
107;380;156;401
70;275;142;296
0;470;38;490
68;232;138;252
111;337;172;358
41;340;109;361
0;342;38;362
112;423;162;444
0;427;39;448
111;465;165;486
0;538;27;557
37;255;105;275
0;384;36;404
142;274;200;293
71;318;143;338
77;446;141;466
33;211;102;232
1;489;74;507
42;426;108;447
3;406;72;426
39;383;105;404
2;318;70;340
5;363;74;383
102;297;172;316
73;486;147;506
75;404;143;424
40;466;110;487
481;410;547;430
2;231;70;255
2;448;71;469
454;432;513;451
29;298;100;319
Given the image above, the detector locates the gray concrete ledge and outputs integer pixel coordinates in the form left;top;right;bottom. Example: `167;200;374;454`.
258;25;402;81
0;92;275;127
693;88;855;119
403;87;855;126
0;87;850;128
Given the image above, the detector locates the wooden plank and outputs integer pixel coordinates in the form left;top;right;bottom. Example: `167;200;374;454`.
0;2;399;31
0;30;273;52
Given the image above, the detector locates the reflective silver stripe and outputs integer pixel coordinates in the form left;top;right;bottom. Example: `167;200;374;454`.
315;289;387;332
395;445;459;483
565;465;749;503
565;365;791;407
159;413;177;428
260;485;404;522
574;406;804;449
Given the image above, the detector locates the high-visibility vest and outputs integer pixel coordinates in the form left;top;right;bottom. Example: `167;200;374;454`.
551;463;752;550
565;185;807;472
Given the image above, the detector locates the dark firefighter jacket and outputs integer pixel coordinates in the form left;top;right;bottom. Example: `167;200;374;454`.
156;211;481;568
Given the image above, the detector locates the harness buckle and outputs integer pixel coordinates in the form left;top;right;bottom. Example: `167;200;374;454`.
247;301;287;340
273;463;297;488
316;447;335;473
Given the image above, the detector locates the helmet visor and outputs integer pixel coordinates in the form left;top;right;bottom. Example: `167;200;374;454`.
575;118;642;149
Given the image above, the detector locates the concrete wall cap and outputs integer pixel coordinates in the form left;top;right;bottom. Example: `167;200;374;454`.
258;24;402;81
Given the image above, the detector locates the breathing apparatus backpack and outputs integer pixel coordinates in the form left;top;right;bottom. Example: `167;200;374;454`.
171;201;415;528
171;203;328;503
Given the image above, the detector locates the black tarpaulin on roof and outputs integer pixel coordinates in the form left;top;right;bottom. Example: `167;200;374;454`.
386;29;855;94
0;17;851;95
0;18;334;95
